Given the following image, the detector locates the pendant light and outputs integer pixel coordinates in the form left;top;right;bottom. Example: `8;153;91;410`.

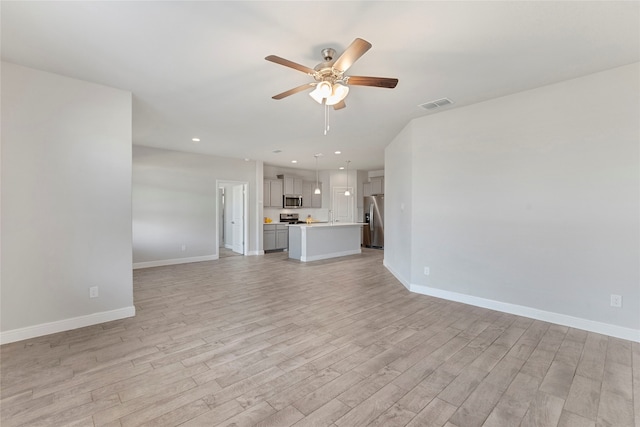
344;160;351;196
314;154;322;195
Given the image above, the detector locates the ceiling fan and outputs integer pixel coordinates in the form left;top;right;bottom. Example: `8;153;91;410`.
265;38;398;111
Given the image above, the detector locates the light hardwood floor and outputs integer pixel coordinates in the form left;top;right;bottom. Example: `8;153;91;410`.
1;249;638;426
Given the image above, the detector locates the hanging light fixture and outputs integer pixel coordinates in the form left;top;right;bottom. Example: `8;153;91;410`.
344;160;351;196
309;81;333;104
314;154;322;195
309;81;350;135
325;82;349;106
309;81;349;106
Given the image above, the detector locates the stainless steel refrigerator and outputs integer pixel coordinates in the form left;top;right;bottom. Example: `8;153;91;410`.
364;194;384;249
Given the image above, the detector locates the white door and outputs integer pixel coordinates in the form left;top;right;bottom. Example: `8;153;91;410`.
332;187;353;223
231;184;244;254
219;188;225;248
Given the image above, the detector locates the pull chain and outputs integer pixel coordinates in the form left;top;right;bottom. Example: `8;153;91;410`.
324;103;328;135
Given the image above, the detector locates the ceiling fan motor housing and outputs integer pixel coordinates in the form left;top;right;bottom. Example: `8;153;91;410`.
321;48;336;61
314;48;344;83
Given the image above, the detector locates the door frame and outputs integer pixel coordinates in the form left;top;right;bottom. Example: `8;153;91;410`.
332;186;354;223
216;180;249;256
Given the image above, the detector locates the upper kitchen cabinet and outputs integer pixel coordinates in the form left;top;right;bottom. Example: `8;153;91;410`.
364;176;384;196
264;179;283;208
279;175;303;195
302;181;322;208
371;177;384;194
302;181;313;208
311;183;322;208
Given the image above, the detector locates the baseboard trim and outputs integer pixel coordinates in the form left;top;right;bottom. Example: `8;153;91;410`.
133;255;218;269
0;306;136;345
247;250;263;256
410;283;640;343
383;259;411;291
382;265;640;343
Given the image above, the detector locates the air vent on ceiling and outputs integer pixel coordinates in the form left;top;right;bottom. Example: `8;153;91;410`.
418;97;454;111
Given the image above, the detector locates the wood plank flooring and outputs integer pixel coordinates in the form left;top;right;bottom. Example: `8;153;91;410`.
1;249;638;426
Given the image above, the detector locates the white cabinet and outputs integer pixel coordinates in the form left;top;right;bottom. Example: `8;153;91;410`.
370;177;384;195
264;224;288;251
264;225;276;250
311;183;322;208
276;225;288;250
302;181;322;208
270;180;283;207
282;176;303;195
264;179;283;207
363;177;384;196
302;181;313;207
363;182;372;197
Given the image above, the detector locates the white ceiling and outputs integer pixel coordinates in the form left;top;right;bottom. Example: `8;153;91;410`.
2;1;638;172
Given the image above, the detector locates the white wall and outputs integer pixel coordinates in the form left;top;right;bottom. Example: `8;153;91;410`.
383;122;414;287
132;146;260;267
385;63;640;341
1;62;134;343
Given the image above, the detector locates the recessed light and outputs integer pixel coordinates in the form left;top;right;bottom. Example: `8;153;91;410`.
192;137;200;142
244;158;250;162
334;151;341;154
339;166;345;170
291;160;297;164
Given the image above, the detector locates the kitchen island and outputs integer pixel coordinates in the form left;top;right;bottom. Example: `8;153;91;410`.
288;223;363;262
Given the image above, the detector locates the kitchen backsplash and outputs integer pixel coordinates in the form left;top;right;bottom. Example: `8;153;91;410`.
263;207;330;223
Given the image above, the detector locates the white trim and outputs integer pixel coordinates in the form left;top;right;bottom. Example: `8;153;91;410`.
133;254;218;270
411;283;640;343
0;306;136;345
383;259;411;290
383;266;640;343
301;249;361;262
247;250;264;256
216;180;250;256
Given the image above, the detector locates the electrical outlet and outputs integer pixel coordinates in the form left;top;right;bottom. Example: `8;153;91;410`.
610;294;622;308
89;286;99;298
424;266;430;276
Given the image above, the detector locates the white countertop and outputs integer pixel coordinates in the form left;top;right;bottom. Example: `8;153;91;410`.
287;222;363;228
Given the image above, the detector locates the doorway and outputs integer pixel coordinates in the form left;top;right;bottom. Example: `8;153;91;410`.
217;181;248;257
332;187;354;223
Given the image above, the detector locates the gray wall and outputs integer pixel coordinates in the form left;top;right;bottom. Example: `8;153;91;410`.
133;146;261;266
1;62;134;341
385;63;640;340
383;122;414;287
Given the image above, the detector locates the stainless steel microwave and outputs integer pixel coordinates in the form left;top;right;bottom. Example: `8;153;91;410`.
283;195;303;209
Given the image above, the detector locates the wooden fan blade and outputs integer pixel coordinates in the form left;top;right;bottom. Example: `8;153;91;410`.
333;38;372;73
333;100;346;110
272;83;315;100
347;76;398;89
265;55;316;75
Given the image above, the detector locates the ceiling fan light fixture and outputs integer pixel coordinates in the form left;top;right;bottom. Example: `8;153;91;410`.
309;81;333;104
326;83;349;106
